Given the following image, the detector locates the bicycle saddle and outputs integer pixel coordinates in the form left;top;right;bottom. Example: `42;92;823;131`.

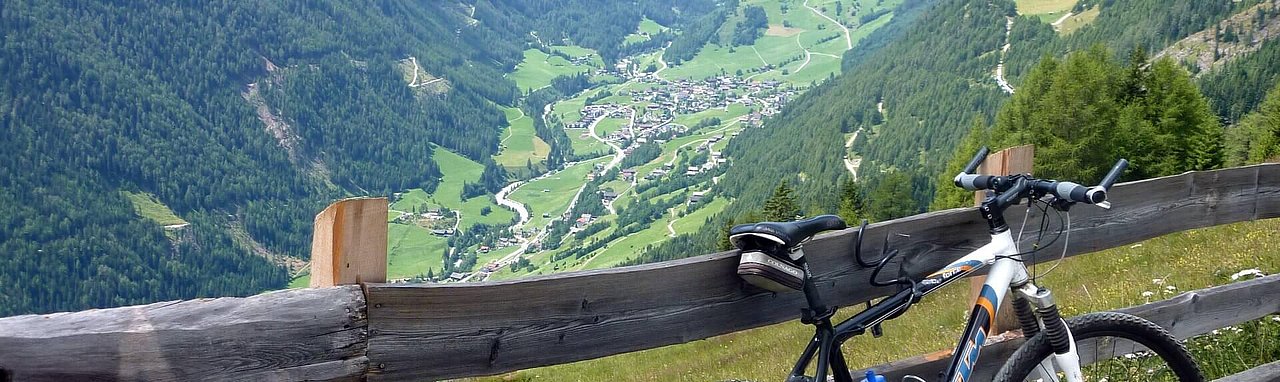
729;215;847;249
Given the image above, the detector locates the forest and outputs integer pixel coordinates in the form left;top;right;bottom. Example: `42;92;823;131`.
0;0;708;316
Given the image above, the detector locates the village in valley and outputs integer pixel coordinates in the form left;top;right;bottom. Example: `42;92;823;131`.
358;0;886;287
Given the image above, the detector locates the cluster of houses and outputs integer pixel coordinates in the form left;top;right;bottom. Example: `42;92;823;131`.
390;207;456;236
625;76;792;116
685;151;728;176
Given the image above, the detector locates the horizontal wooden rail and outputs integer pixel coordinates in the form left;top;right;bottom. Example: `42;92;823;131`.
363;163;1280;380
0;286;367;381
1214;359;1280;382
0;164;1276;380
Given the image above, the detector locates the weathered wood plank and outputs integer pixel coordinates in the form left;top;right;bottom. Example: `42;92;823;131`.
1119;274;1280;340
0;286;368;381
364;164;1280;380
1213;359;1280;382
311;197;388;287
876;274;1280;380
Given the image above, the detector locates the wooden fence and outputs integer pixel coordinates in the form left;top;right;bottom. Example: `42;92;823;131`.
1;163;1278;381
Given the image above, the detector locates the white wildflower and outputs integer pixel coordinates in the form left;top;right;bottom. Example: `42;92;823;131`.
1165;285;1177;291
1271;316;1280;322
1230;269;1265;280
1141;291;1154;298
1151;278;1164;285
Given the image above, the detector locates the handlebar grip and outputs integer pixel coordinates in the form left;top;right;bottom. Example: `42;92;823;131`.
961;146;990;175
1053;181;1095;204
1099;159;1129;190
954;174;998;191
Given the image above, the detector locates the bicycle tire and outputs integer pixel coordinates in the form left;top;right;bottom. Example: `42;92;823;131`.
993;311;1204;382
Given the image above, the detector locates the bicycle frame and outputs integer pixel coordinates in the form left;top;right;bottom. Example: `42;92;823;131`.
788;229;1083;382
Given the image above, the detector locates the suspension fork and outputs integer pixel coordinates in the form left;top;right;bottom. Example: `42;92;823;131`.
1013;282;1084;382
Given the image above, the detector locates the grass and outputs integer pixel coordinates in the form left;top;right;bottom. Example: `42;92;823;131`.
288;275;310;288
670;197;730;234
122;191;187;226
1015;0;1076;16
761;53;843;84
386;223;450;279
577;212;679;270
550;45;604;67
472;218;1280;381
508;158;608;229
391;148;515;229
385;147;514;279
595;117;628;138
510;48;594;93
1058;5;1100;35
495;106;551;169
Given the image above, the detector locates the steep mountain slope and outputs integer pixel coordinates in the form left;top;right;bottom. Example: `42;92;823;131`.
0;0;709;316
625;0;1278;265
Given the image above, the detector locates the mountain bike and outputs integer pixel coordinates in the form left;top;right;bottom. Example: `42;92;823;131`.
730;147;1203;382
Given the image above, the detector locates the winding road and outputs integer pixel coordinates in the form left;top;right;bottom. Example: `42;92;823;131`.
994;16;1016;94
586;106;634;214
843;128;862;181
495;181;530;231
794;34;814;74
804;0;852;50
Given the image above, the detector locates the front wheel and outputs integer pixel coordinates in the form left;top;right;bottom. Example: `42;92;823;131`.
994;311;1204;382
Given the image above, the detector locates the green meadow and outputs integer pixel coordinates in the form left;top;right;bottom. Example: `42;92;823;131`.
508;158;608;229
122;191;187;226
495;107;551;169
510;48;596;93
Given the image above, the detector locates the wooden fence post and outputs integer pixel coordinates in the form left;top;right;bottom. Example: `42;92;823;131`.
310;197;388;288
971;145;1034;333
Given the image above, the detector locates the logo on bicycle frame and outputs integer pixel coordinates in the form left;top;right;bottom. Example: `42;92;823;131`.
921;260;982;286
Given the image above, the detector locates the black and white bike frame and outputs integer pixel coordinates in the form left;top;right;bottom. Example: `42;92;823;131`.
788;229;1081;382
922;229;1080;382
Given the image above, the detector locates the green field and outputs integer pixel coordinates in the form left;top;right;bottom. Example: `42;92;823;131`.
671;197;730;234
509;48;595;93
495;107;551;169
1058;6;1100;34
1015;0;1075;17
569;129;611;157
550;45;604;67
625;18;669;44
391;148;514;229
122;191;187;226
509;158;608;229
475;218;1280;381
386;223;450;279
595;117;628;138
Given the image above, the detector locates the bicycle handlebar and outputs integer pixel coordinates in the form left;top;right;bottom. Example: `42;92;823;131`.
1099;158;1129;189
952;147;1128;207
961;146;989;174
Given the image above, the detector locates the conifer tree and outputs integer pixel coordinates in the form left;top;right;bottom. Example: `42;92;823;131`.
869;171;916;221
762;181;800;221
837;178;865;223
1240;82;1280;163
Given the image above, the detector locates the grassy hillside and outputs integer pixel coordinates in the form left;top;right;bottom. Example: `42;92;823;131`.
495;107;552;169
475;218;1280;381
122;191;188;227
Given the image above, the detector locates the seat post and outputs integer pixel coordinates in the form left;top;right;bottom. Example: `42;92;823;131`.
796;256;835;324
